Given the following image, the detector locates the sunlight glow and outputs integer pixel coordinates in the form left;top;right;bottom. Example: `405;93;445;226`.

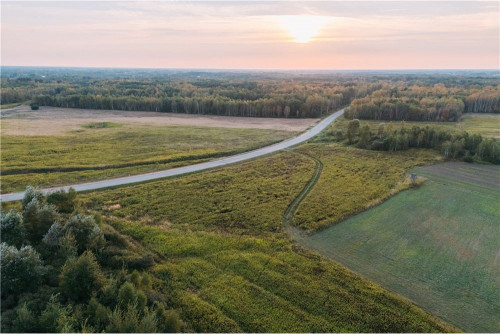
279;15;330;43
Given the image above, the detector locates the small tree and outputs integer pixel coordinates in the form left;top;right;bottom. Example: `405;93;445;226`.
357;125;372;149
63;214;104;254
60;251;105;302
347;119;360;144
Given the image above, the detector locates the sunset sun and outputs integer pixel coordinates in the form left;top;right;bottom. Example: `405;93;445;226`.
280;15;329;43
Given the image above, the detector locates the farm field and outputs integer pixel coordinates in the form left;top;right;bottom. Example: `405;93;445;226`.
297;162;500;332
77;151;454;332
0;108;299;193
0;106;318;135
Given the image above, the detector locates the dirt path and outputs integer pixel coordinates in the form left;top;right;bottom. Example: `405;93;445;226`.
282;152;323;237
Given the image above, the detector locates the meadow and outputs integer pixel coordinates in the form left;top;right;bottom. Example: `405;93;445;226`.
292;143;441;231
0;124;293;193
78;152;454;332
299;162;500;332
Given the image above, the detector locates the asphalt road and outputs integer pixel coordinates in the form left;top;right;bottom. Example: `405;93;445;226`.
0;109;344;202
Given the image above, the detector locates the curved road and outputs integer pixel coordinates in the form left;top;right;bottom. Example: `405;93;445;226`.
0;109;344;202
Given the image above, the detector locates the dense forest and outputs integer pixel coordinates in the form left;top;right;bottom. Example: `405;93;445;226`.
1;67;499;119
345;84;500;122
1;188;186;333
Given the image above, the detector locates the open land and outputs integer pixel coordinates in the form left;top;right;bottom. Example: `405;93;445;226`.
296;162;500;332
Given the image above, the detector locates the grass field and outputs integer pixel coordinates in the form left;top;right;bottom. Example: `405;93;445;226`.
297;162;500;332
460;114;500;138
78;152;454;332
0;125;293;193
292;143;442;231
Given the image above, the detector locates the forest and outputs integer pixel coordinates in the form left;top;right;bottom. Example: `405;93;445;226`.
1;188;185;333
1;67;499;119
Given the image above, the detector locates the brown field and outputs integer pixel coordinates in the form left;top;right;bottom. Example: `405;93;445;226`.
0;105;318;136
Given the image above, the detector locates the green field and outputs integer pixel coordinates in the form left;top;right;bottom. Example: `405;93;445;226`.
460;114;500;138
292;143;442;231
78;152;453;332
0;125;293;193
297;162;500;332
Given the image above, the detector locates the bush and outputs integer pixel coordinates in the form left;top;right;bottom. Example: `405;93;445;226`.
46;188;77;214
118;281;147;310
59;251;105;302
126;253;156;270
23;198;58;242
30;103;39;110
1;209;26;247
1;243;46;297
106;304;158;333
22;186;44;211
11;303;38;333
62;214;104;253
39;294;76;333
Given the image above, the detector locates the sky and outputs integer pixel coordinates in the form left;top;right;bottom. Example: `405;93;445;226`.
1;1;499;70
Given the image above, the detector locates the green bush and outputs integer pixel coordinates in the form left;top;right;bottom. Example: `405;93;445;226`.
11;303;38;333
62;214;104;253
39;294;76;333
59;251;105;302
1;209;26;247
46;188;77;214
1;243;46;297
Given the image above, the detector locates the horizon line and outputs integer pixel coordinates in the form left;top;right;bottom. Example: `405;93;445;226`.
2;65;499;73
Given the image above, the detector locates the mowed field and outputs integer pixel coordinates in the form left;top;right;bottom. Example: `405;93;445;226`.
0;106;310;193
297;162;500;332
75;151;454;332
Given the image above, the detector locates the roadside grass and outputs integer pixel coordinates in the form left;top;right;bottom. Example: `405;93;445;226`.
298;162;500;332
79;152;454;332
292;143;442;231
0;125;293;193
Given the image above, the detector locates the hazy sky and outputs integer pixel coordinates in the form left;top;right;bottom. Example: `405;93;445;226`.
1;1;499;70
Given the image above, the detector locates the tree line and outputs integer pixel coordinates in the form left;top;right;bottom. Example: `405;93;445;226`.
345;84;500;122
330;119;499;164
2;69;499;119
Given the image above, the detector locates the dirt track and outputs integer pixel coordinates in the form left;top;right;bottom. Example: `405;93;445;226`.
0;106;319;136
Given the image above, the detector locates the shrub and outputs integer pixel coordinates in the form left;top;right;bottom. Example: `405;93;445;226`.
22;186;44;211
1;209;26;247
59;251;105;302
106;304;158;333
63;214;104;253
46;188;77;214
39;294;76;333
1;243;46;297
11;303;38;333
23;198;58;242
30;103;39;110
126;253;156;270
